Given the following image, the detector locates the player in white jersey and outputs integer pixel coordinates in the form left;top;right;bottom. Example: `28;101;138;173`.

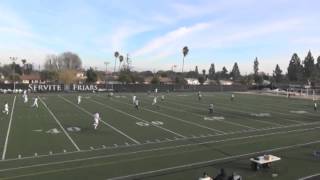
132;95;136;104
93;112;101;130
23;90;27;98
198;172;213;180
198;91;202;101
155;88;158;94
77;95;82;105
152;96;157;105
161;95;165;101
231;94;235;101
2;102;9;115
24;94;28;103
208;104;214;114
32;97;39;108
314;102;318;111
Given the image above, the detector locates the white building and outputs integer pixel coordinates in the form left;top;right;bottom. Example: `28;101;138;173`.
185;78;200;85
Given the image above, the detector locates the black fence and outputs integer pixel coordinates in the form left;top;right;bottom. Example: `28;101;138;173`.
107;84;248;92
0;83;249;93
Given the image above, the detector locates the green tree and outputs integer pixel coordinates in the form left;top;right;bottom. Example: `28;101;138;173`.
114;51;119;73
195;66;199;76
230;62;241;80
24;64;33;74
202;69;206;76
175;76;187;85
21;59;26;75
151;76;160;84
303;50;315;79
181;46;189;73
198;76;205;85
40;70;58;82
273;64;283;83
316;56;320;69
221;66;228;79
287;53;303;82
208;63;215;79
118;55;124;71
253;57;261;83
86;68;98;83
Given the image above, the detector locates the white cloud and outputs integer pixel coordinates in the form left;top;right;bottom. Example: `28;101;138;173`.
131;18;304;72
95;23;152;53
132;22;211;57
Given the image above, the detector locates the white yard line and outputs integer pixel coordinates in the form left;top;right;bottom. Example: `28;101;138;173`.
166;100;259;129
169;99;284;127
39;97;81;151
145;107;226;134
107;139;320;180
0;118;320;162
1;96;16;160
156;102;257;130
89;98;186;138
234;93;320;118
59;96;141;145
298;173;320;180
0;127;318;176
176;95;308;123
99;96;226;135
2;118;320;163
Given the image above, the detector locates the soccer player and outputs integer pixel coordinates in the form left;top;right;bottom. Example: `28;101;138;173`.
154;88;158;94
132;95;136;104
77;95;82;105
152;96;157;105
198;172;213;180
208;104;214;114
23;90;27;98
93;112;101;130
2;102;9;115
32;97;39;108
314;102;318;111
24;94;28;103
231;94;235;101
198;91;202;101
161;95;165;101
134;99;140;110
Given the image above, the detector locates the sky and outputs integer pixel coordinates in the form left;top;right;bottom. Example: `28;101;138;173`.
0;0;320;74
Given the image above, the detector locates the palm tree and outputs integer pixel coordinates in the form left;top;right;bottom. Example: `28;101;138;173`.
114;51;119;73
182;46;189;73
21;59;26;75
118;55;124;71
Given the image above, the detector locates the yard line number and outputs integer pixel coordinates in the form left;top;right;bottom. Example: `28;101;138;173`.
136;121;164;127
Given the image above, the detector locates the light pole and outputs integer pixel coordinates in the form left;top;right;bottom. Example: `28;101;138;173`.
9;57;18;91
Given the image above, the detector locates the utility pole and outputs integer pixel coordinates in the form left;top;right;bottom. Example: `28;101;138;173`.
9;57;18;91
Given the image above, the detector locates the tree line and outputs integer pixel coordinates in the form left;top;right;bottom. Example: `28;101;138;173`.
1;50;320;85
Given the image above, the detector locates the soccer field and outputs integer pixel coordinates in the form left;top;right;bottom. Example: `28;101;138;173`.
0;92;320;180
